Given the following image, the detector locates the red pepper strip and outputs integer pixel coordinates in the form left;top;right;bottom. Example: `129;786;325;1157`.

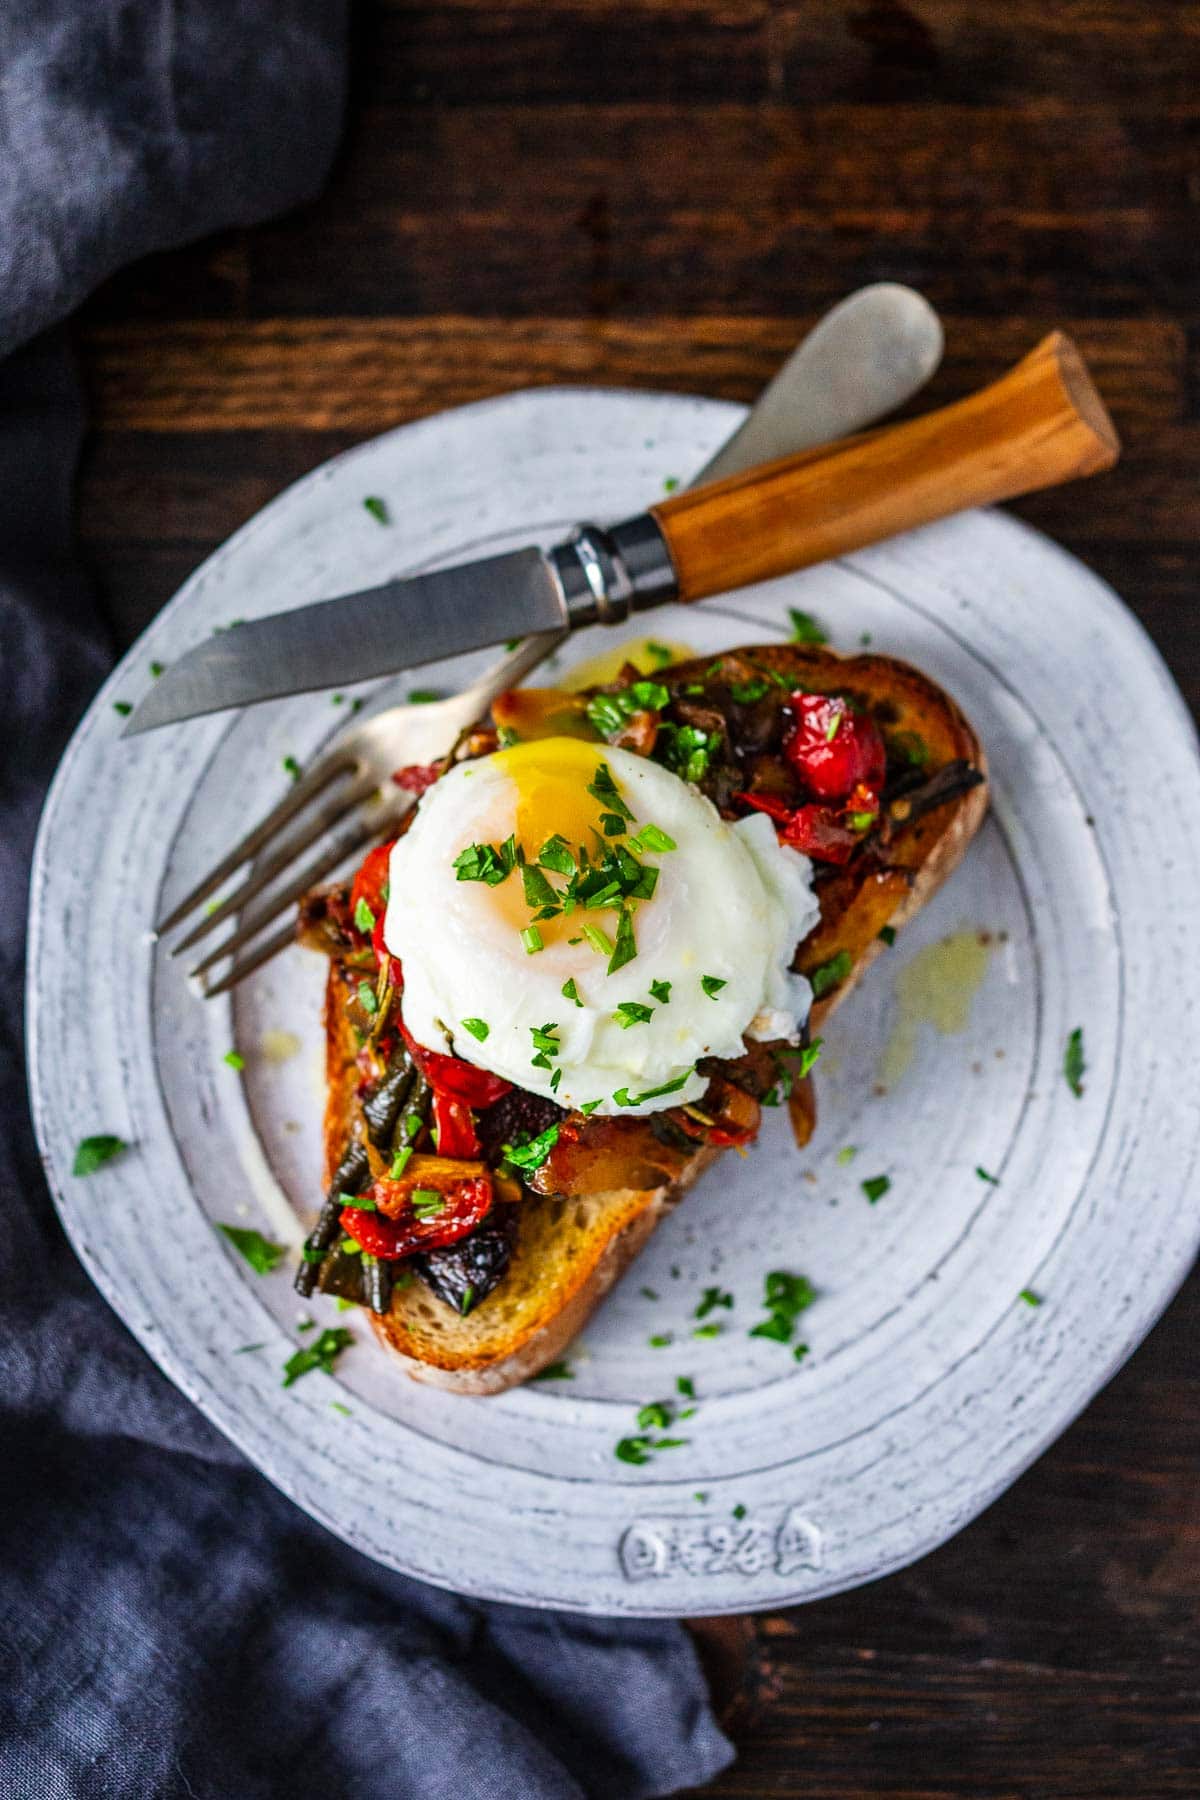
432;1089;480;1158
392;762;441;794
734;791;863;867
400;1020;512;1107
341;1172;493;1260
784;692;886;801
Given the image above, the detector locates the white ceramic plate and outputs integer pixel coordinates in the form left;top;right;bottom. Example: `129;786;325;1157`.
28;390;1200;1615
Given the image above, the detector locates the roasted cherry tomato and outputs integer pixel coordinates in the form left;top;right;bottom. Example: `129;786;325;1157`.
400;1020;512;1107
340;1169;493;1260
392;763;441;795
784;693;885;802
432;1089;480;1159
349;840;403;981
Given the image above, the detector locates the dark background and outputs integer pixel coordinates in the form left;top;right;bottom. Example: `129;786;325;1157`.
70;3;1199;1794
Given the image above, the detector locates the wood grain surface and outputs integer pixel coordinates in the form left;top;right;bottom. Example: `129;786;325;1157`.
71;2;1200;1792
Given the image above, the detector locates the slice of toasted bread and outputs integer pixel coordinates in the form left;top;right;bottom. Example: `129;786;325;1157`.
320;643;987;1393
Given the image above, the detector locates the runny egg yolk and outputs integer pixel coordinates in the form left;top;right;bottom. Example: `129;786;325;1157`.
487;739;611;945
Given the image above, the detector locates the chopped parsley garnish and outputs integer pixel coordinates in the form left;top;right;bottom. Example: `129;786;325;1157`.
640;1286;659;1300
216;1223;286;1274
649;978;672;1004
281;1326;354;1387
976;1165;1000;1184
342;1192;375;1211
788;608;828;645
521;925;544;955
72;1134;127;1176
530;1022;560;1069
629;823;677;854
655;721;718;785
861;1173;891;1204
732;1503;748;1521
676;1375;695;1398
587;681;671;741
663;475;680;493
233;1343;268;1355
695;1286;733;1320
532;1361;575;1381
582;923;612;955
890;731;930;768
460;1285;475;1315
223;1050;246;1071
612;1072;691;1107
579;1099;602;1116
550;1068;562;1091
648;1332;673;1348
749;1270;815;1344
608;907;637;975
636;1401;672;1431
1019;1288;1043;1307
614;1000;654;1028
501;1124;561;1171
793;1343;809;1363
282;756;301;782
521;862;559;909
453;836;517;886
646;642;672;667
407;688;440;704
330;1401;351;1417
809;950;851;999
561;977;583;1008
1064;1026;1086;1097
877;925;897;946
149;660;165;678
692;1323;723;1340
411;1189;445;1220
112;701;133;717
729;679;770;704
363;495;389;524
836;1145;858;1165
700;974;726;999
587;762;635;821
354;897;376;934
824;708;843;743
539;834;576;876
615;1436;652;1464
356;980;378;1016
461;1017;489;1041
599;811;628;837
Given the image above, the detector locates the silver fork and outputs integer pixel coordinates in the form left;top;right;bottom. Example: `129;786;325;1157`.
157;284;943;995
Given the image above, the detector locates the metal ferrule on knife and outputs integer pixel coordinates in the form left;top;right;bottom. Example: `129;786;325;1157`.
549;517;679;629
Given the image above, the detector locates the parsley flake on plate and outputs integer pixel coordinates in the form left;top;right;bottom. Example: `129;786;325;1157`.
281;1327;355;1387
72;1134;127;1176
217;1224;285;1275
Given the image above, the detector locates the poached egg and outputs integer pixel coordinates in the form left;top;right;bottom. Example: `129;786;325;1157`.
384;739;819;1115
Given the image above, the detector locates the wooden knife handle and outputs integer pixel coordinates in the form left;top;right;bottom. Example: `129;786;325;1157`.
649;331;1119;603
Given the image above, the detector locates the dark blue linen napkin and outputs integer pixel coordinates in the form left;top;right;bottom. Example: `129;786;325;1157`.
0;9;735;1796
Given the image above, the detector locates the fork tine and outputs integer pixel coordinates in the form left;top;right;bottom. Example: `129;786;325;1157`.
188;813;385;980
171;771;381;954
198;920;300;998
155;754;356;936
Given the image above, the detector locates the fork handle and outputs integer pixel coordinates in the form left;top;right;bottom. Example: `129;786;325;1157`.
649;332;1118;602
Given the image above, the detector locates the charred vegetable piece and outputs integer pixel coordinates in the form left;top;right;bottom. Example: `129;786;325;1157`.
415;1207;518;1312
475;1086;564;1164
295;1139;370;1297
362;1252;394;1315
362;1046;417;1152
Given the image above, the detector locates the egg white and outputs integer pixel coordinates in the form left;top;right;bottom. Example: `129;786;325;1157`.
384;741;819;1115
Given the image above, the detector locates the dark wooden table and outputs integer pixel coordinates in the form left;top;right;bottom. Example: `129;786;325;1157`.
72;4;1200;1793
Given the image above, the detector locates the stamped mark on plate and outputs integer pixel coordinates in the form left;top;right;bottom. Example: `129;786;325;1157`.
619;1505;821;1583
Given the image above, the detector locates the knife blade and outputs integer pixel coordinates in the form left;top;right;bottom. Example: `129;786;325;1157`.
124;546;569;736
